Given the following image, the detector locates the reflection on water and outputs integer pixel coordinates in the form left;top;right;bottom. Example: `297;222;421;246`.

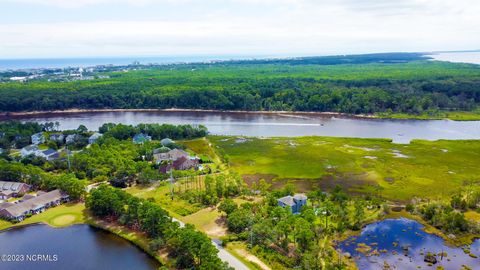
0;225;159;270
338;218;480;270
7;110;480;143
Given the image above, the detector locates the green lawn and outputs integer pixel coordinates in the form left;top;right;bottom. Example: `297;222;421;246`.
181;207;226;238
0;203;86;231
210;136;480;201
126;183;203;217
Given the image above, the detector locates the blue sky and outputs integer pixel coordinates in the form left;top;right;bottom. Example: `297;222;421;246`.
0;0;479;58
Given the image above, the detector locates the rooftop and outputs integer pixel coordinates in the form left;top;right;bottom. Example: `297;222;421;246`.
277;195;296;206
1;189;67;217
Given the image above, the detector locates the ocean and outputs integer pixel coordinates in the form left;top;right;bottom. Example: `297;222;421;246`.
0;55;260;70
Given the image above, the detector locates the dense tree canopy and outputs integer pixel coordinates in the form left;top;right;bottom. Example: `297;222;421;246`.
0;59;479;115
86;185;231;269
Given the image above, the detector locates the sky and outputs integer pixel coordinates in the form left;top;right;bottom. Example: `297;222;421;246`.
0;0;479;59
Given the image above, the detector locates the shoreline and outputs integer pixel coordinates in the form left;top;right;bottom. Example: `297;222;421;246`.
0;216;166;267
1;108;479;121
0;108;375;119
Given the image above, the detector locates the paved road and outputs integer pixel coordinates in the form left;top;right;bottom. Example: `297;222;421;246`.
172;218;249;270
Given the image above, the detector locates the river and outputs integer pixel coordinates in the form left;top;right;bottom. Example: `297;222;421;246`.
338;218;480;270
5;110;480;143
0;225;160;270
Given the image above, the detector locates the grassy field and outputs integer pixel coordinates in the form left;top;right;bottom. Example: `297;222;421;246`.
377;109;480;121
126;182;203;217
0;203;86;231
181;207;226;238
210;136;480;201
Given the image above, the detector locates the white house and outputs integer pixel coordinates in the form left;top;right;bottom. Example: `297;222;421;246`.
31;132;45;145
21;145;39;158
88;133;103;144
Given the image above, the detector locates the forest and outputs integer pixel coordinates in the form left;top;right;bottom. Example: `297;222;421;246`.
0;53;479;116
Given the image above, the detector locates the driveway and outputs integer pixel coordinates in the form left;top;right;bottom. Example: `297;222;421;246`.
172;218;249;270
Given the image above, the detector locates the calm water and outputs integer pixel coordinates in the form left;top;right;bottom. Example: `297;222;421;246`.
338;218;480;270
0;225;159;270
0;55;258;70
428;51;480;65
7;111;480;143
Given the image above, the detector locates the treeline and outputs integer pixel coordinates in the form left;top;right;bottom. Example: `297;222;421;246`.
220;52;429;65
179;174;245;206
218;185;382;269
99;123;208;140
0;121;59;149
86;185;231;270
0;159;85;199
0;61;479;115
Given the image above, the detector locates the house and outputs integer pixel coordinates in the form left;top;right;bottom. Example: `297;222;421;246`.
49;133;65;143
88;132;103;144
133;133;151;144
31;132;45;145
159;155;200;173
160;138;174;146
21;145;39;157
0;181;30;200
37;149;60;161
66;134;83;144
0;189;69;222
277;194;308;214
154;148;189;164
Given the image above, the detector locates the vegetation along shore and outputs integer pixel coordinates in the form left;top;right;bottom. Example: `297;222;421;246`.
1;120;480;269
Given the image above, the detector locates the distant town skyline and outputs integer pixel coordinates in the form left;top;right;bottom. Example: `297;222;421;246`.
0;0;479;58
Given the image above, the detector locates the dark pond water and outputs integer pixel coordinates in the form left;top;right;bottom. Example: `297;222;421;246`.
0;224;160;270
338;218;480;270
5;111;480;143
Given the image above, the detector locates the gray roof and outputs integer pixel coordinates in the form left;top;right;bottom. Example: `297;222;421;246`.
0;202;14;209
22;145;38;152
0;181;27;192
277;195;296;206
294;194;307;201
161;138;174;145
22;194;36;200
1;189;68;217
42;149;57;156
154;148;189;162
31;132;44;138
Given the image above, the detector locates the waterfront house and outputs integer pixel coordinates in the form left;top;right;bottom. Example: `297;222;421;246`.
159;155;200;173
37;149;60;161
21;145;39;157
31;132;45;145
0;189;69;222
0;181;30;200
49;133;65;143
133;133;151;144
88;132;103;144
66;134;84;145
277;194;308;214
154;148;189;164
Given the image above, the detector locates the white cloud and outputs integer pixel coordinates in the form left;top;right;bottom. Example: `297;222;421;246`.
0;0;479;57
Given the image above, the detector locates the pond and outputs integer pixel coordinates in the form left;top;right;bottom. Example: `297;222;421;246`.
4;110;480;143
338;218;480;270
0;224;160;270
